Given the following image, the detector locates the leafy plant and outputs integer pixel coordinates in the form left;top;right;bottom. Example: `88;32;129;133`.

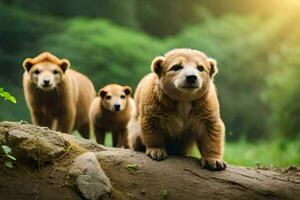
0;87;17;104
1;145;17;168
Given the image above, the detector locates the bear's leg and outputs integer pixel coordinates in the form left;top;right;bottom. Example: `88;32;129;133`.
94;125;106;145
56;110;75;134
141;119;167;161
127;115;145;150
31;111;54;129
113;129;129;148
112;132;118;147
196;119;227;171
129;134;145;152
78;122;90;139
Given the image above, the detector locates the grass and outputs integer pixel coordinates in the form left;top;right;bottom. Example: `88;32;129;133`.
191;138;300;167
74;131;300;168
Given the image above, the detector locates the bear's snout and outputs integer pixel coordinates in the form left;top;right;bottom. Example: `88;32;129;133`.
42;79;51;87
114;104;121;111
185;75;197;85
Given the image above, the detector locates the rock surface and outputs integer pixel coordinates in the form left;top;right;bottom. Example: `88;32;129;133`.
69;152;112;200
0;121;67;165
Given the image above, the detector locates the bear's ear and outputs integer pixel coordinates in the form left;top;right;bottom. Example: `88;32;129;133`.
60;59;70;73
208;58;218;78
151;56;165;77
98;89;107;98
23;58;34;72
123;86;132;95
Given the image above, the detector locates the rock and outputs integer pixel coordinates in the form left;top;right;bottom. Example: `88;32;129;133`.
69;152;112;200
0;121;67;165
63;134;104;152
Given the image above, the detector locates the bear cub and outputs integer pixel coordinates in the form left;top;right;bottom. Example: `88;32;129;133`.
89;84;134;148
23;52;96;137
128;48;227;171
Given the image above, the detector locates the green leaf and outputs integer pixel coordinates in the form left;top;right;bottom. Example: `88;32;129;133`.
5;161;14;168
0;87;17;104
6;155;16;161
1;145;12;155
125;163;139;174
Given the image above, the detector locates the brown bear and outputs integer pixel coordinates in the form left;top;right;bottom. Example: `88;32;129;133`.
128;48;227;170
89;84;134;147
22;52;96;138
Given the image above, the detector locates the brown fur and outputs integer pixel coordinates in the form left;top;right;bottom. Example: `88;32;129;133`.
128;48;226;170
89;84;134;148
23;52;96;137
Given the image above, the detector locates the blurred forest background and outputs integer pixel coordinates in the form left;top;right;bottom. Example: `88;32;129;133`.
0;0;299;167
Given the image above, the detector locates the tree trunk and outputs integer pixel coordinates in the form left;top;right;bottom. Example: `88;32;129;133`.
0;121;299;200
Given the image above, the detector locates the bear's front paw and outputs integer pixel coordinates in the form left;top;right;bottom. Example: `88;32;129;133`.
200;157;227;171
146;147;167;161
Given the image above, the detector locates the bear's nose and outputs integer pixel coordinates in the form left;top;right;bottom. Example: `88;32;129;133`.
114;104;121;111
43;79;51;87
185;75;197;84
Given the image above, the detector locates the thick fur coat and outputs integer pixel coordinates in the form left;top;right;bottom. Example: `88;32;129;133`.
23;52;96;137
128;48;226;170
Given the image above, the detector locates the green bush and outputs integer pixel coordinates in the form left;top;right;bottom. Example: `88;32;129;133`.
0;3;62;83
10;0;139;29
262;28;300;138
40;18;165;90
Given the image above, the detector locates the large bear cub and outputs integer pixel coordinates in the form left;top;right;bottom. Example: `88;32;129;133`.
23;52;96;137
128;48;227;170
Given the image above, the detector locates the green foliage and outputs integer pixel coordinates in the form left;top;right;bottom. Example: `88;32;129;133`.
262;27;300;138
40;18;164;89
224;138;300;167
1;145;17;168
5;0;291;37
9;0;139;28
0;87;16;103
0;3;62;84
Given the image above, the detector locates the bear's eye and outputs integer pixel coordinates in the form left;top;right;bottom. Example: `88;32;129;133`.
53;70;59;74
105;95;111;100
34;70;40;75
170;64;183;71
197;65;204;72
120;95;126;99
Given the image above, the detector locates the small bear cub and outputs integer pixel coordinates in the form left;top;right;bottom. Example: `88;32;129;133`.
89;84;134;148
